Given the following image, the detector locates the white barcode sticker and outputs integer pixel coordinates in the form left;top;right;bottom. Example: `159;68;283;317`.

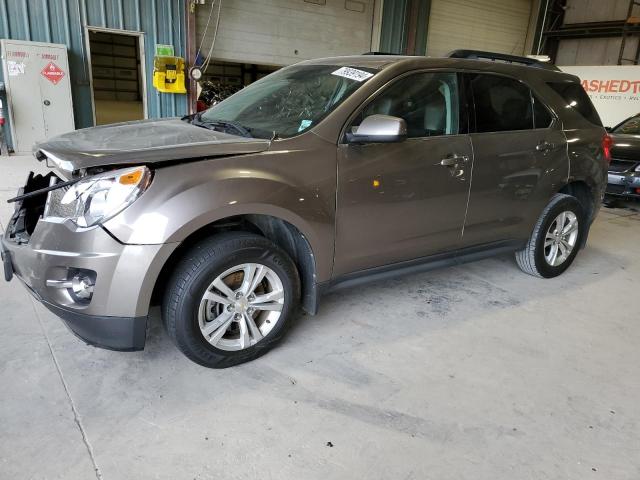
331;67;374;82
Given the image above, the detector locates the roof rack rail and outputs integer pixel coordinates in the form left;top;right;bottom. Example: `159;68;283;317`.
446;49;561;71
362;51;403;55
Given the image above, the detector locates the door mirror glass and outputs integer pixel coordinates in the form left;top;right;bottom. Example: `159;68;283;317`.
346;114;407;143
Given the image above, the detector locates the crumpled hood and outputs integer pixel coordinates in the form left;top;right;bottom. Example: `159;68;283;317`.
35;117;271;172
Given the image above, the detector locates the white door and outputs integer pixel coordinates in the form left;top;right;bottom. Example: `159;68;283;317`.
195;0;375;66
425;0;534;57
1;40;75;153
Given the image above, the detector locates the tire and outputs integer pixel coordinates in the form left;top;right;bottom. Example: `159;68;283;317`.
515;193;585;278
162;232;300;368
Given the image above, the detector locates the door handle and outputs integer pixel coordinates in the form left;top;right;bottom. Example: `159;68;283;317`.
439;154;469;167
535;141;554;152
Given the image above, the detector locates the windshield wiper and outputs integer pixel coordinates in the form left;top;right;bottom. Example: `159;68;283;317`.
185;113;253;138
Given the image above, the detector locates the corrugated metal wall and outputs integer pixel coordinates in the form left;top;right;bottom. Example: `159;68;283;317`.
379;0;430;55
563;0;631;24
556;36;640;65
555;0;640;65
0;0;186;140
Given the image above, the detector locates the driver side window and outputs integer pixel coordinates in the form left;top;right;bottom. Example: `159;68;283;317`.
352;72;460;138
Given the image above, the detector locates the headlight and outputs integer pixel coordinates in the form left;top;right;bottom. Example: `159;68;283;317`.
44;166;152;228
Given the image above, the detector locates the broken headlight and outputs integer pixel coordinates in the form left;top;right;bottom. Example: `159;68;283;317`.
44;166;152;228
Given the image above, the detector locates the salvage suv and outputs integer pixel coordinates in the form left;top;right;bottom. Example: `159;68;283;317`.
2;51;608;368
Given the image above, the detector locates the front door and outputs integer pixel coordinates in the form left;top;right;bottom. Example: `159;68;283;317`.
333;72;473;277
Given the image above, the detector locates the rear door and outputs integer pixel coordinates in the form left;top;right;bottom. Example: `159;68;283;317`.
460;73;568;247
333;71;473;276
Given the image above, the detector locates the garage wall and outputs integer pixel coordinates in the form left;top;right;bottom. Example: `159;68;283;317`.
554;0;640;65
0;0;187;147
378;0;431;55
195;0;374;66
562;0;631;24
556;36;640;65
425;0;535;57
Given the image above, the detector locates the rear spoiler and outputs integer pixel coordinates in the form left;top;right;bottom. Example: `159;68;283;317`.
447;49;561;71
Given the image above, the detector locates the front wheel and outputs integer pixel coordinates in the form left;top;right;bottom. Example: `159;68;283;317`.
162;232;300;368
515;194;585;278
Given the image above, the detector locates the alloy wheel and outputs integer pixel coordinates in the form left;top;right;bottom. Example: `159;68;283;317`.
544;211;579;267
198;263;285;351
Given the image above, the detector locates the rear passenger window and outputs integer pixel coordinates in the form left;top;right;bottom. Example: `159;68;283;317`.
533;96;553;128
547;82;602;126
470;74;533;132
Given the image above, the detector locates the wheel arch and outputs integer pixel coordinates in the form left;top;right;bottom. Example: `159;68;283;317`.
559;180;596;221
558;179;597;248
151;214;320;315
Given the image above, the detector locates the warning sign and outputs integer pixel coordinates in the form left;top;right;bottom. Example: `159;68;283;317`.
41;62;65;85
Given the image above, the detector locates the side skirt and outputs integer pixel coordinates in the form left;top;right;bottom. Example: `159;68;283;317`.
313;239;525;307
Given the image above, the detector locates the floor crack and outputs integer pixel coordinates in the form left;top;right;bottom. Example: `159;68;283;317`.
30;297;104;480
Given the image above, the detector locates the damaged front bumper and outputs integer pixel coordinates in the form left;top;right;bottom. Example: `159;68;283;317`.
2;172;176;351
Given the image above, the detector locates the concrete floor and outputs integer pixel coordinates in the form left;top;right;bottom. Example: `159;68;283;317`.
1;155;639;480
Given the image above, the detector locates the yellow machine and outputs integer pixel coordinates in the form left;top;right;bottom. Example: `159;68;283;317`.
152;56;187;94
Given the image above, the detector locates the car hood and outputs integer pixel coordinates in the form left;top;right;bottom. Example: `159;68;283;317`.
35;117;272;173
610;133;640;160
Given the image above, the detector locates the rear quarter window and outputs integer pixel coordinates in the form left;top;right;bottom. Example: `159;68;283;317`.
547;82;602;126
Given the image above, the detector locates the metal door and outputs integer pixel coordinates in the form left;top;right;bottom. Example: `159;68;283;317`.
1;40;74;153
333;71;472;277
334;136;473;276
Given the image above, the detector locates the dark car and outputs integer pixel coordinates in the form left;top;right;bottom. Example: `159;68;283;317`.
2;51;608;368
605;113;640;203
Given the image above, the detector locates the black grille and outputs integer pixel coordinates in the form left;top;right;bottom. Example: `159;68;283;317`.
609;159;637;173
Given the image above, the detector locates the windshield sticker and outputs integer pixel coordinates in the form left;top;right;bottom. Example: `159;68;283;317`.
298;119;313;132
331;67;373;82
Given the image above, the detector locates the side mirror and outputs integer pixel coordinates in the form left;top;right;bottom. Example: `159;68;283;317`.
346;114;407;143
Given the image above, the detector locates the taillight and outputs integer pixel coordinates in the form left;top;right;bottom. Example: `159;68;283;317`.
602;134;613;164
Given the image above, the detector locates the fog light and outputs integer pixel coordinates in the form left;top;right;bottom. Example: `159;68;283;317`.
70;274;94;300
46;268;96;304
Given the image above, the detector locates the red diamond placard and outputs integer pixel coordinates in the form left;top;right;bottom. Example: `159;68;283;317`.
41;62;65;85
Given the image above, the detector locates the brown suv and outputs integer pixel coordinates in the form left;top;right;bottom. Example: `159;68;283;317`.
2;51;608;367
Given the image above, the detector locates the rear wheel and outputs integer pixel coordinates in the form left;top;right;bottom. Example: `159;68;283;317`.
162;232;300;368
515;194;585;278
